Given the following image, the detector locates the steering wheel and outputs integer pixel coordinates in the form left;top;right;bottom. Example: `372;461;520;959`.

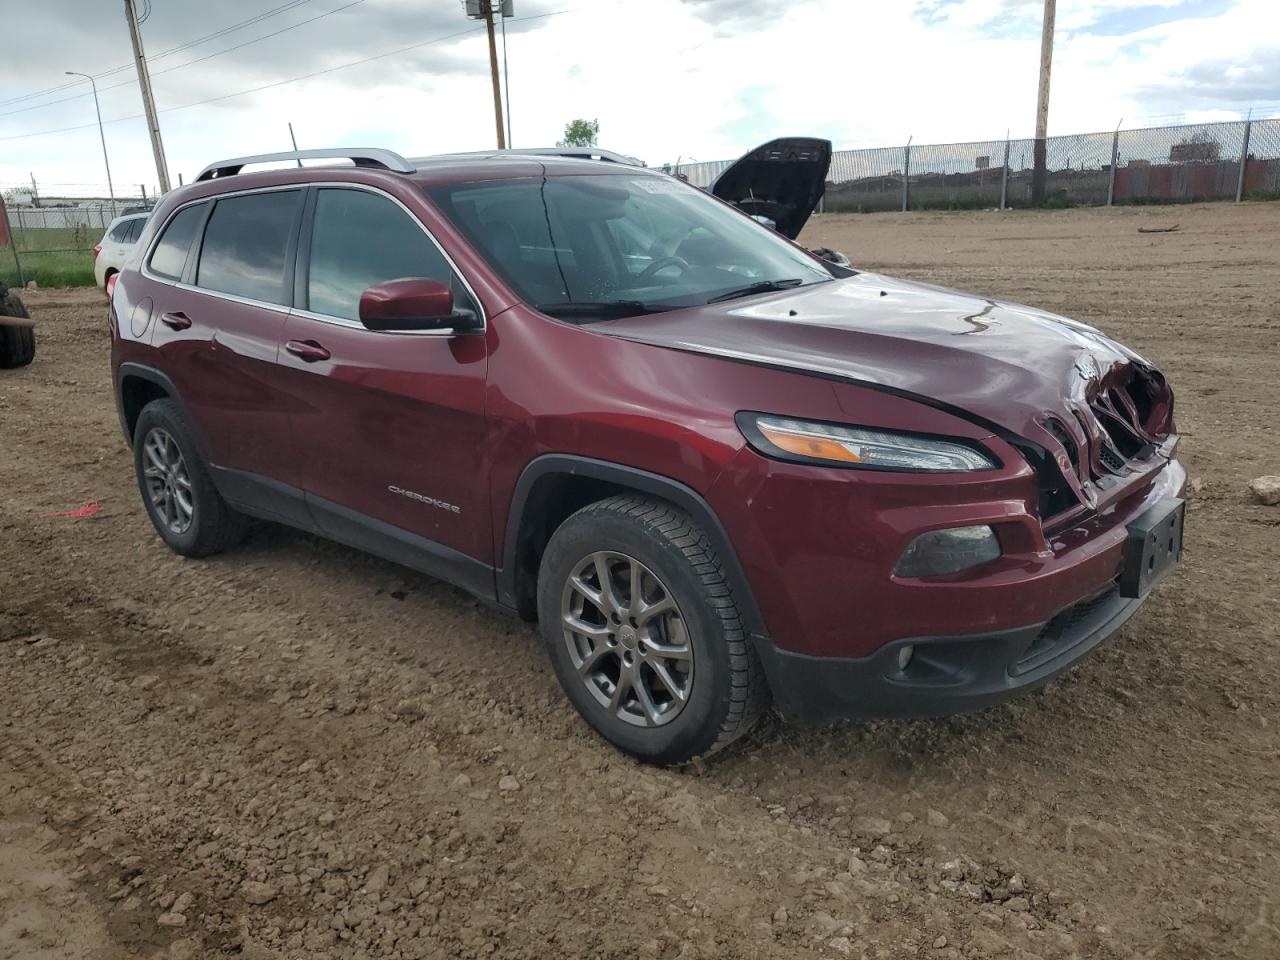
636;256;690;285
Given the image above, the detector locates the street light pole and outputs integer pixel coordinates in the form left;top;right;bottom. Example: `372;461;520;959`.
65;71;117;216
499;3;512;147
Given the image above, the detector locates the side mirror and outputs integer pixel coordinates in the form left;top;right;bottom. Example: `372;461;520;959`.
358;278;477;332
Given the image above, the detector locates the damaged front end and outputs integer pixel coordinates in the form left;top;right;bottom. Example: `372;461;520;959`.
1025;358;1177;526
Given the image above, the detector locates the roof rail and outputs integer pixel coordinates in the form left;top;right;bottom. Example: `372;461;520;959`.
195;148;415;182
507;147;644;166
412;147;645;167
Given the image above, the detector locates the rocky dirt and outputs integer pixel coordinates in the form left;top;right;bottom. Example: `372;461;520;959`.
2;202;1278;960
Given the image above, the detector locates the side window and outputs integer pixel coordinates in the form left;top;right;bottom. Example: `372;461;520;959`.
126;218;146;243
197;191;301;305
147;204;206;281
108;221;131;242
306;188;468;322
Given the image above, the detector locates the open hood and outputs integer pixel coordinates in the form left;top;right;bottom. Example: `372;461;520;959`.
710;137;832;240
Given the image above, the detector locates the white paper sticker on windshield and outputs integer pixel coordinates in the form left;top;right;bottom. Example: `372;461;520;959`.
632;178;687;194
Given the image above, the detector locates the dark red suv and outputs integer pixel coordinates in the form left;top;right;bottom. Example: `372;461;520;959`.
110;147;1185;763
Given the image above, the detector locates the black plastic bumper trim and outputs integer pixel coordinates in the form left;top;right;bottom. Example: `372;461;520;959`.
753;587;1145;725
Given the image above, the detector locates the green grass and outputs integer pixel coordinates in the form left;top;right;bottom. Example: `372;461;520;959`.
1;250;96;288
2;226;98;287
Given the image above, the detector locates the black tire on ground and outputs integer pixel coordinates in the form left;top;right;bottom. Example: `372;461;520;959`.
537;495;768;765
0;293;35;369
133;398;247;558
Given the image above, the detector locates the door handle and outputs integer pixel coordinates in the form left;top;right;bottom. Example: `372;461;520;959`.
285;339;331;362
159;311;191;330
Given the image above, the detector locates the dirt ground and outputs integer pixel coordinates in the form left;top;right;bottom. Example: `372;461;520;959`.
1;202;1278;960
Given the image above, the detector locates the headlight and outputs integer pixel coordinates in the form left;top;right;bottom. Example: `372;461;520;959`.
737;413;997;472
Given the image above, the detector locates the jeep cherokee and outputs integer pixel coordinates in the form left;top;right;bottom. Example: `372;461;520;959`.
110;147;1185;764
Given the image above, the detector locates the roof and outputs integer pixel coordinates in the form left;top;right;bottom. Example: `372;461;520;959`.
194;147;652;188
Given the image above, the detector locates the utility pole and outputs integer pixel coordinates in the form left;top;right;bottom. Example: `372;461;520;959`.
464;1;509;148
124;0;171;194
65;71;117;215
1031;0;1056;205
482;2;506;148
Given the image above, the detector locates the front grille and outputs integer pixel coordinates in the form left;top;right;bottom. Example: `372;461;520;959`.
1045;418;1080;477
1089;368;1171;462
1098;442;1127;473
1014;439;1078;521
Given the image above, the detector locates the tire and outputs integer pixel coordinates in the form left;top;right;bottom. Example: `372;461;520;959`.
537;495;767;764
133;399;247;557
0;293;35;369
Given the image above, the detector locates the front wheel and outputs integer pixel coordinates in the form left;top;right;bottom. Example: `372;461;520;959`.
537;495;767;764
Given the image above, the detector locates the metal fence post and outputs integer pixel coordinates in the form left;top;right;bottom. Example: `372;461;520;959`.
901;138;912;213
1000;136;1010;210
1236;118;1253;202
1107;122;1121;206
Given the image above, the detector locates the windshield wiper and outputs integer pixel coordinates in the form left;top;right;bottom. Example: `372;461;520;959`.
536;300;671;321
706;277;807;304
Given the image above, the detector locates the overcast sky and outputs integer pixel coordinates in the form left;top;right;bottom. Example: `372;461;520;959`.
2;0;1277;196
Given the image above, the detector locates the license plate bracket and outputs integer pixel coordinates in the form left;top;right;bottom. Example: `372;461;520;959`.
1119;497;1185;598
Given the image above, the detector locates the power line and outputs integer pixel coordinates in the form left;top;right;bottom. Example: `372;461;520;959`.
0;0;367;120
0;0;319;109
0;7;579;144
0;24;484;143
146;0;316;61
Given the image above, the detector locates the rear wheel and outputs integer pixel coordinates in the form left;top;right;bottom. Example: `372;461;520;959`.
133;399;246;557
537;495;767;764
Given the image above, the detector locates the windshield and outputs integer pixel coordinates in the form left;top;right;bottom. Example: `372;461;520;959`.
426;173;834;317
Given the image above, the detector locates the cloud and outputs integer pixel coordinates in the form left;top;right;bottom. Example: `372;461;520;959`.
1138;45;1280;106
678;0;798;25
0;0;1274;194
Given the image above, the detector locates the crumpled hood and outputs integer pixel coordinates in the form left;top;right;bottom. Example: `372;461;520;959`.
600;272;1173;507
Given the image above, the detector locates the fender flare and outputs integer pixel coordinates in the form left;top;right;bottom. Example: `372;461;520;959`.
115;362;198;447
497;454;768;639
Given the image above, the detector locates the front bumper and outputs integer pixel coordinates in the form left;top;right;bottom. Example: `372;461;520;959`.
718;446;1185;721
754;582;1142;723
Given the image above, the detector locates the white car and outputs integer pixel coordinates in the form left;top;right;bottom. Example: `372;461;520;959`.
94;213;150;291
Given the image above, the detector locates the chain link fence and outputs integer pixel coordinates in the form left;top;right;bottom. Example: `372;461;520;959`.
1;187;154;287
5;120;1278;286
674;118;1280;213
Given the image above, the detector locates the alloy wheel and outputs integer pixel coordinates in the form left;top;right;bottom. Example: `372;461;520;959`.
142;427;194;535
560;550;693;728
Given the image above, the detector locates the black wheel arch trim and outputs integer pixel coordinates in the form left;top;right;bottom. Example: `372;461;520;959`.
115;362;202;447
497;454;769;640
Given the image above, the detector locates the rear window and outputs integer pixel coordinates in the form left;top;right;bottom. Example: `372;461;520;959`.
147;204;206;281
196;191;301;305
